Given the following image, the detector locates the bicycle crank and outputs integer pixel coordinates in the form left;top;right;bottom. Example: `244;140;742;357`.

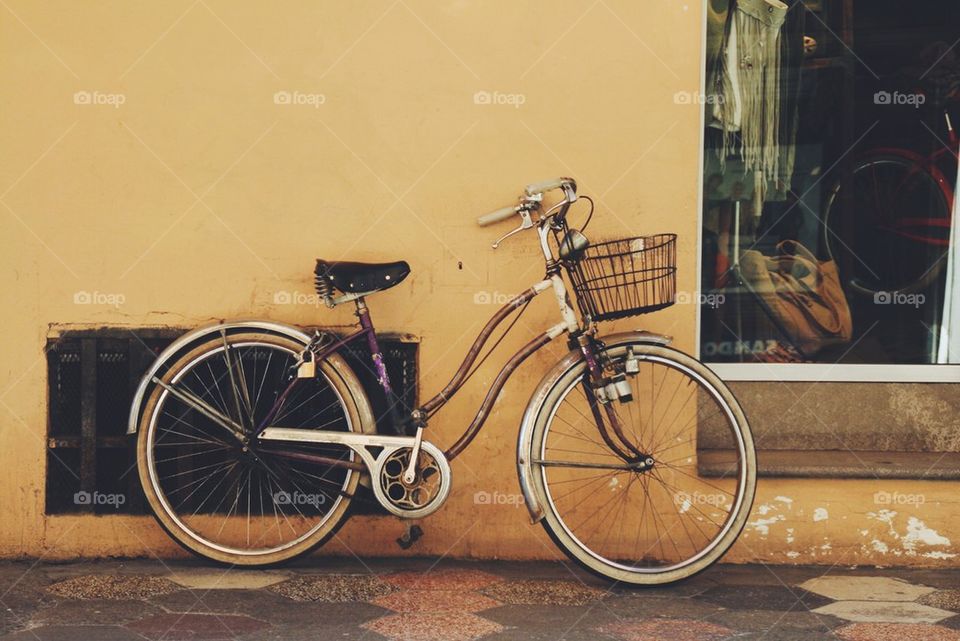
257;427;452;518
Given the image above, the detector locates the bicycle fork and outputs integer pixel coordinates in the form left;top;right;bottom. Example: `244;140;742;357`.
575;334;655;472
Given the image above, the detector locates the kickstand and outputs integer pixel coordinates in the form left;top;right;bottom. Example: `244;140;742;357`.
396;523;423;550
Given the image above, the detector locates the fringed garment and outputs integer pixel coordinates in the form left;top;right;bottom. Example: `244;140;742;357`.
712;0;789;204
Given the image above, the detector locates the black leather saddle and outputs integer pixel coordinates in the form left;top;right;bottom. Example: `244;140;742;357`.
315;259;410;294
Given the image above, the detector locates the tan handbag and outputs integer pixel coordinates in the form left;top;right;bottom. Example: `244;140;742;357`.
738;240;853;356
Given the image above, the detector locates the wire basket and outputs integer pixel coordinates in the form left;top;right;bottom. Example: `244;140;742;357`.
568;233;677;321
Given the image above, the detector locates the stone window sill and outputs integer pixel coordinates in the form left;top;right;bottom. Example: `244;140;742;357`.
699;450;960;480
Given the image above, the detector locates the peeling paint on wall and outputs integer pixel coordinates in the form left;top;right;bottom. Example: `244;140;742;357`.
747;497;795;538
903;517;952;555
863;510;957;559
749;516;786;536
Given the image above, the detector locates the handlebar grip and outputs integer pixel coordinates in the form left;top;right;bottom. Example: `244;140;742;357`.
477;205;518;227
525;176;574;196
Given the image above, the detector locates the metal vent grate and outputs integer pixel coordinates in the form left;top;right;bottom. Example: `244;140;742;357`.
46;330;179;515
341;336;419;434
45;328;419;515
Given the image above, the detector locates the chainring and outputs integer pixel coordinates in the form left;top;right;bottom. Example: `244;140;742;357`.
372;442;451;519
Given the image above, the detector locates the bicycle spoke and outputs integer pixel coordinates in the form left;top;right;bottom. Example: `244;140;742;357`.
153;444;231;465
252;349;276;414
656;458;739;492
156;421;231;448
548;469;619;504
649;468;728;529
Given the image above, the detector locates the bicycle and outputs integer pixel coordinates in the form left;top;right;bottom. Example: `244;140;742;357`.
822;107;957;297
128;177;756;585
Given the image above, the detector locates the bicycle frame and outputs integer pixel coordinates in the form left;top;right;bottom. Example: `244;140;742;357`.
856;145;955;246
261;280;573;457
867;110;957;246
252;179;666;484
256;223;635;465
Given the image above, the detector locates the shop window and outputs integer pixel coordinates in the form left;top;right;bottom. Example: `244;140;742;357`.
45;328;418;515
698;0;960;381
695;1;960;477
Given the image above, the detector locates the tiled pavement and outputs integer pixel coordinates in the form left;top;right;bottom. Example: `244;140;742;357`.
2;559;960;640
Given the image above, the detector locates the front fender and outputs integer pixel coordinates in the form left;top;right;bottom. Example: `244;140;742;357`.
126;320;312;434
516;330;672;523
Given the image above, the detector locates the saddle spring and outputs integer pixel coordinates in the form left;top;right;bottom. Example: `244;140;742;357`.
314;270;334;300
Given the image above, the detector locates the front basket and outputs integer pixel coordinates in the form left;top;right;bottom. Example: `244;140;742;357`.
568;233;677;322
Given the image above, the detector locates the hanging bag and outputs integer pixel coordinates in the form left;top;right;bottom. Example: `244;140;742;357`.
738;240;853;356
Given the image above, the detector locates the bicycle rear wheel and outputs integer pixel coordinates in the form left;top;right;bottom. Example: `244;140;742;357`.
136;332;373;565
527;342;755;585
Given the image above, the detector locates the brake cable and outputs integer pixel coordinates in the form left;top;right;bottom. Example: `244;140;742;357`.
578;195;595;233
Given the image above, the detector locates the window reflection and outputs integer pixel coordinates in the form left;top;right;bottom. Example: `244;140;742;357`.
700;0;960;364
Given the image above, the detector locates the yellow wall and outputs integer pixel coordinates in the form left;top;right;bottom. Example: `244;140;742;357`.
1;1;958;565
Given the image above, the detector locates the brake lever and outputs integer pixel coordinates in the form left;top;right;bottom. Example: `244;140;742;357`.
491;209;534;249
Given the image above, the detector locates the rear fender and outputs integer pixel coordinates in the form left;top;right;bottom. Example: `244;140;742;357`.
127;320;312;435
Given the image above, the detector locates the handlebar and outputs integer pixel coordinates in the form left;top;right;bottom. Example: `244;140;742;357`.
477;177;578;227
525;176;576;196
476;205;519;227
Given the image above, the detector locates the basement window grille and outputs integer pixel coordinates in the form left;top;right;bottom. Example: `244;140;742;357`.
45;328;418;515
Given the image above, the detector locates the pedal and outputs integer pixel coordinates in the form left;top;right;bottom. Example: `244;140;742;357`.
396;524;423;550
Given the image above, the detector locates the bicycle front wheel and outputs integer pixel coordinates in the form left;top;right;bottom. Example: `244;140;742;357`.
527;342;755;585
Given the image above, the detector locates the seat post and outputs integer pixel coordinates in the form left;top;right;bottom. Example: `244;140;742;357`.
355;298;406;435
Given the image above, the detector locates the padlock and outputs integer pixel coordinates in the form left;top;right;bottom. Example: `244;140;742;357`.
296;351;316;378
